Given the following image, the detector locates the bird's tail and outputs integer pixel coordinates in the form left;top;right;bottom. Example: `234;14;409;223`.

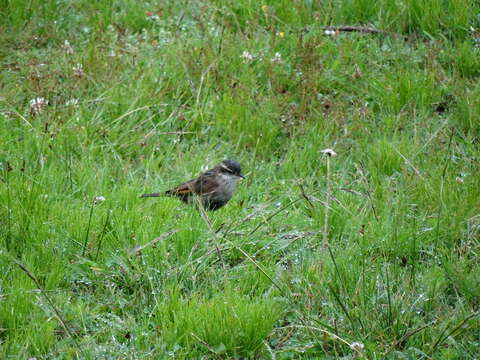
140;192;163;198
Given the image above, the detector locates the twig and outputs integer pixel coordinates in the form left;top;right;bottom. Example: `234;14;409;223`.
321;25;402;38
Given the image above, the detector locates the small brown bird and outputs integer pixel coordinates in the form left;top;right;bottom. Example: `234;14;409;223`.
141;160;244;211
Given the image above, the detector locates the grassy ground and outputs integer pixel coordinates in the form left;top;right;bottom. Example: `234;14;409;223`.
1;0;480;358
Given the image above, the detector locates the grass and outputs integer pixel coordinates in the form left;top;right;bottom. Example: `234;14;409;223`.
1;0;480;358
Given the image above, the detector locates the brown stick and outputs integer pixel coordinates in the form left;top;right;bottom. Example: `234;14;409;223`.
321;25;403;38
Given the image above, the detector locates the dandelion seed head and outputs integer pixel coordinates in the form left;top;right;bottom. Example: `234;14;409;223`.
320;148;337;157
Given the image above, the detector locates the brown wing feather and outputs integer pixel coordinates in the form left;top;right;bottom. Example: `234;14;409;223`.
166;179;195;195
191;174;220;195
165;173;219;203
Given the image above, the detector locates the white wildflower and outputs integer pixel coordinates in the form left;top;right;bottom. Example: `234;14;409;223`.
93;196;106;204
320;148;337;157
65;98;79;107
63;40;74;54
270;52;282;64
350;342;364;351
241;51;255;62
350;341;365;358
72;63;85;78
146;13;160;22
455;176;464;184
29;97;48;116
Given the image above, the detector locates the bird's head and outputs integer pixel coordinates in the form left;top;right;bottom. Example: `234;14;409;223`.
219;160;245;179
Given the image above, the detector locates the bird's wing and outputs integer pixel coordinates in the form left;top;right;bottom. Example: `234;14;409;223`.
192;173;220;195
166;172;219;197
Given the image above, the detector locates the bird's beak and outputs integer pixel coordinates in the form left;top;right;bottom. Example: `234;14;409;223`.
239;174;245;179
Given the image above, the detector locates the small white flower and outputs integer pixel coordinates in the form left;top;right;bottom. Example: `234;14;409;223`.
29;97;48;116
241;51;255;62
65;98;79;107
455;176;464;184
320;148;337;157
63;40;74;54
72;63;85;78
270;52;282;64
146;14;160;22
350;341;365;352
93;196;106;204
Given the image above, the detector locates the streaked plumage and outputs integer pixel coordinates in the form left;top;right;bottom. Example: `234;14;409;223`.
141;160;244;211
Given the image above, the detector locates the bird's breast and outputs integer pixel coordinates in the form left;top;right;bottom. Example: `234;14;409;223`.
218;174;238;197
200;174;238;210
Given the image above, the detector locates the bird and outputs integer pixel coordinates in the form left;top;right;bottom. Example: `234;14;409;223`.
140;160;244;211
